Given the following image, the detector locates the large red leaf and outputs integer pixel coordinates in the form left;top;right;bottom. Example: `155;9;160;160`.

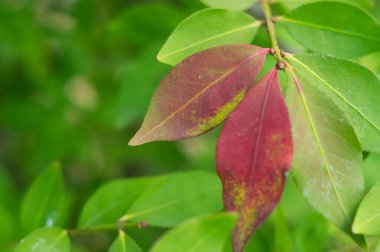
216;69;293;252
129;45;268;146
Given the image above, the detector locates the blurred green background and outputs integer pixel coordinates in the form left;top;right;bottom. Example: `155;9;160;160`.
1;0;380;251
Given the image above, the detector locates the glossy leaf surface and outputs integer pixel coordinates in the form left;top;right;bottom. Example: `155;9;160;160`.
353;182;380;235
151;213;237;252
281;2;380;58
158;9;260;65
280;0;372;10
21;162;65;233
130;45;268;146
200;0;255;10
80;171;222;228
120;171;223;227
16;227;70;252
216;69;293;252
289;54;380;153
108;230;143;252
286;68;365;245
78;178;153;227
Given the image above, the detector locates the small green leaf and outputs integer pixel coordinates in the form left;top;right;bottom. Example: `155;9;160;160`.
281;2;380;58
16;227;70;252
157;9;260;65
289;54;380;153
200;0;255;10
151;213;237;252
353;182;380;235
78;177;153;227
286;68;365;246
108;230;143;252
120;171;223;227
21;162;65;233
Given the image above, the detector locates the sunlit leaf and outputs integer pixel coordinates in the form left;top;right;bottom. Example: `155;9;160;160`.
353;182;380;235
130;45;268;146
16;227;70;252
157;9;260;65
120;171;223;227
216;69;293;251
20;162;66;233
279;0;372;10
281;2;380;58
200;0;255;11
286;66;365;245
288;54;380;153
151;213;237;252
108;230;143;252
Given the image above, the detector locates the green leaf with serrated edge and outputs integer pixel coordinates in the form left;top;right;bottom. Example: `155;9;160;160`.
285;68;365;246
16;227;70;252
200;0;255;10
151;213;237;252
353;182;380;235
157;9;260;65
21;162;65;234
288;54;380;153
78;177;153;227
279;0;372;10
119;171;223;227
280;2;380;58
108;230;142;252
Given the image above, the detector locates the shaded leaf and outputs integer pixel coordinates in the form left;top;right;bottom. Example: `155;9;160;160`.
151;213;237;252
108;230;143;252
353;182;380;235
216;69;293;252
130;45;268;146
157;8;260;65
16;227;70;252
288;54;380;153
200;0;255;11
363;153;380;189
281;2;380;58
286;66;365;245
78;177;153;227
21;162;66;233
120;171;223;227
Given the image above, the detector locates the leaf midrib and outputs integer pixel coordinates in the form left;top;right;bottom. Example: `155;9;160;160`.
355;211;380;232
159;21;260;60
282;17;380;43
290;56;380;134
290;69;351;225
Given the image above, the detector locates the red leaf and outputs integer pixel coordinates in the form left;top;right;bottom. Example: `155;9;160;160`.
129;45;268;146
216;69;293;252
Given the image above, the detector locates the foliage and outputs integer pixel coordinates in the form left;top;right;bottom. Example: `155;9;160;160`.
1;0;380;251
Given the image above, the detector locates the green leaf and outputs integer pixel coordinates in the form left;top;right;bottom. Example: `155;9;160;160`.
16;227;70;252
78;177;153;227
281;2;380;58
20;162;66;233
286;68;365;245
288;54;380;153
151;213;237;252
157;9;260;65
363;153;380;189
279;0;372;10
80;171;223;228
353;182;380;235
120;171;223;227
200;0;255;10
108;230;143;252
